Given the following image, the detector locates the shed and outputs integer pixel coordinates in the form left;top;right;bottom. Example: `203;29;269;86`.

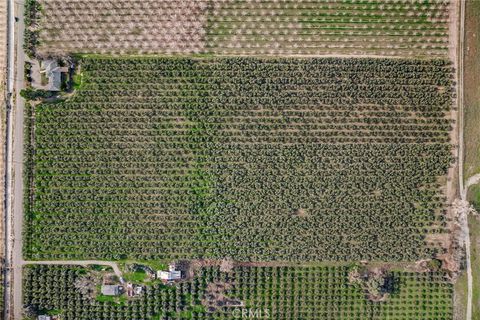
101;284;121;296
38;316;51;320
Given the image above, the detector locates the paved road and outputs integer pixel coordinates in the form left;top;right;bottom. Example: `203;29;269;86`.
2;2;128;318
3;0;15;318
4;0;26;319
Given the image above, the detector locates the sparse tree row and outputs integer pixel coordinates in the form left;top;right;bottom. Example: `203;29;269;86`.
23;264;453;320
33;0;451;57
24;57;455;262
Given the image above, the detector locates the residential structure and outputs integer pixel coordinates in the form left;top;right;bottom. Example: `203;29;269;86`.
39;59;68;91
157;264;182;282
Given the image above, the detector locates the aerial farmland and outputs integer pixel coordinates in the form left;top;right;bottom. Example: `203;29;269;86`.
2;0;478;320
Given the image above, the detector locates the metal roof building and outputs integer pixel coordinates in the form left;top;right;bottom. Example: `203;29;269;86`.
101;285;121;296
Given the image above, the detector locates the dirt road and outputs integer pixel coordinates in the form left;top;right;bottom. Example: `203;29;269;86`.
456;1;473;320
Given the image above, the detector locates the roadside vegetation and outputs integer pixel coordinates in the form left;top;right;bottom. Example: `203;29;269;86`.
468;216;480;319
23;264;453;320
24;0;41;57
463;0;480;180
468;185;480;211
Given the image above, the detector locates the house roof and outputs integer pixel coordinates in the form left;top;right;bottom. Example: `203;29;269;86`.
101;285;120;296
40;59;64;91
158;270;182;281
38;316;51;320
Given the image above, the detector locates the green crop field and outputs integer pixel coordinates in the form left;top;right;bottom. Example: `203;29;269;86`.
25;57;454;262
23;264;453;320
34;0;451;57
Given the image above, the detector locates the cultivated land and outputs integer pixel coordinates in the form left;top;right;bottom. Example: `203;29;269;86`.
1;0;469;319
23;264;453;320
35;0;451;57
25;57;455;262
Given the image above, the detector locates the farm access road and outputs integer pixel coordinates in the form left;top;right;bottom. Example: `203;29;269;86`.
455;1;475;320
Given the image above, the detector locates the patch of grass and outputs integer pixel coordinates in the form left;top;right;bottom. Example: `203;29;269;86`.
40;72;49;86
468;184;480;211
96;294;127;305
469;215;480;319
118;260;167;272
139;261;167;271
95;294;116;303
123;270;147;283
72;72;83;90
454;271;467;320
46;309;62;316
464;0;480;179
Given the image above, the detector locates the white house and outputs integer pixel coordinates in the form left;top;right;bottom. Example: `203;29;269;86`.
40;60;68;91
157;264;182;281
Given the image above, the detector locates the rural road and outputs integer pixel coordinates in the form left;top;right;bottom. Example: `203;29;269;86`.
3;0;16;318
456;1;473;320
461;172;480;320
4;0;26;319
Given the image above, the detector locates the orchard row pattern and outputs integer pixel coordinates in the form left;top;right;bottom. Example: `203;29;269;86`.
25;57;455;261
36;0;451;57
23;264;453;320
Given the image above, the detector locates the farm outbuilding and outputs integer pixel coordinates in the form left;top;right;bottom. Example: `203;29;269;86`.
101;284;121;296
